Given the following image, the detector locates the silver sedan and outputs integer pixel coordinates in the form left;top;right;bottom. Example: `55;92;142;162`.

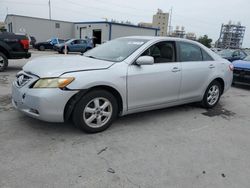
12;36;233;133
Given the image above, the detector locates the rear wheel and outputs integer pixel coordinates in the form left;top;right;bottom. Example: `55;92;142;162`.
201;81;222;108
0;52;8;72
73;90;118;133
39;45;45;51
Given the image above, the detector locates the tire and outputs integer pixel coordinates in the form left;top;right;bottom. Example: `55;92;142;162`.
0;52;8;72
73;90;118;133
201;80;222;108
39;45;45;51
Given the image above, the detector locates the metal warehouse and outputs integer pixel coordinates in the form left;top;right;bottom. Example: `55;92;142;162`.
5;14;74;43
4;15;159;45
74;21;159;44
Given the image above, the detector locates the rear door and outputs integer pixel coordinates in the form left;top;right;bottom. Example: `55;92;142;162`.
177;42;215;100
127;41;181;110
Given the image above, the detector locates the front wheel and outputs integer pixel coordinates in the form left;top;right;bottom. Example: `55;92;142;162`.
201;81;222;108
0;52;8;72
73;90;118;133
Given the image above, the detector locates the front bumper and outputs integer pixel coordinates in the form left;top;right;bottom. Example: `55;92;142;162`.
12;76;78;122
233;68;250;85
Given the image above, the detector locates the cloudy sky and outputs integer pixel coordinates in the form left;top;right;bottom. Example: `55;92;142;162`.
0;0;249;47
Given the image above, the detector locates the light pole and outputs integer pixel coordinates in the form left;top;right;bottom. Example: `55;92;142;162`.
168;7;173;36
48;0;52;20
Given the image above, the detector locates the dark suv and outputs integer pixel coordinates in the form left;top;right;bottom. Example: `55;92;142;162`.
0;32;31;71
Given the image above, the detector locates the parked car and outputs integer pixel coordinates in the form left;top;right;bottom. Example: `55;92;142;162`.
232;55;250;85
29;36;36;47
218;49;247;62
12;37;233;133
54;39;91;54
0;32;31;72
34;38;65;51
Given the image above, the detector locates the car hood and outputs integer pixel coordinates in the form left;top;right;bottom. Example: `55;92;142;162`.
233;60;250;69
23;55;115;77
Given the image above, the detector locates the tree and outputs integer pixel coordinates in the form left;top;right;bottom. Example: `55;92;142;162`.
0;26;6;32
197;35;212;48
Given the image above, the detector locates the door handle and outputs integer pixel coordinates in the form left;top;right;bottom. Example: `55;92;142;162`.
172;67;180;72
209;64;215;69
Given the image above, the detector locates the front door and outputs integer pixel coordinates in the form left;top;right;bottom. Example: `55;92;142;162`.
127;41;181;110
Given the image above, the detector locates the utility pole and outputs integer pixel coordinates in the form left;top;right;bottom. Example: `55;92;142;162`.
48;0;51;20
168;7;173;36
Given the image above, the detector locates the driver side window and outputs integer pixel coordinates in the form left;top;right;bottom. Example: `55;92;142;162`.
141;41;176;63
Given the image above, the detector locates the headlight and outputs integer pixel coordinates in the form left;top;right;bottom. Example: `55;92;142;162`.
33;77;74;88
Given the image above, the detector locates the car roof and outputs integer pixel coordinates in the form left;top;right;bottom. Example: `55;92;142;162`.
123;36;194;42
122;36;202;46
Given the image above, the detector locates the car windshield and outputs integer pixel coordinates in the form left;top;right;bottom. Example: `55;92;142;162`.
244;55;250;61
217;49;234;58
84;38;148;62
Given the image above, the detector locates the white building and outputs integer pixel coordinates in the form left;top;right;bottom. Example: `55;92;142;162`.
152;9;169;36
5;14;74;42
74;21;159;45
4;15;159;45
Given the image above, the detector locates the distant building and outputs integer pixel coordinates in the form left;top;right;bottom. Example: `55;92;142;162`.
5;14;74;42
186;32;197;40
74;21;159;45
216;21;246;49
152;9;169;36
171;26;185;38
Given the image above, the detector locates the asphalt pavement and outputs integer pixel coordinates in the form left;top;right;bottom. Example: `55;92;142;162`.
0;50;250;188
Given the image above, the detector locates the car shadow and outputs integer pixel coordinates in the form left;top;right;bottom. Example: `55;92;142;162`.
117;103;200;126
21;103;200;136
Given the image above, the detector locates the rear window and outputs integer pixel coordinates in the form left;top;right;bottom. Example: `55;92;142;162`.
179;42;202;62
201;49;214;61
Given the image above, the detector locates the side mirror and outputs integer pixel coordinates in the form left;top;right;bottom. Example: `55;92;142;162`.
136;56;154;65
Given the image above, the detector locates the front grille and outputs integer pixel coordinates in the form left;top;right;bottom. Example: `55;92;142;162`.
16;73;31;87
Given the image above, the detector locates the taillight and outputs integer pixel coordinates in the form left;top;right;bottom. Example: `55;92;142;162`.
229;64;234;71
20;39;29;49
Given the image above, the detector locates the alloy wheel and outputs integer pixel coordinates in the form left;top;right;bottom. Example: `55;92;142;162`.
0;56;4;67
207;85;220;106
83;97;113;128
